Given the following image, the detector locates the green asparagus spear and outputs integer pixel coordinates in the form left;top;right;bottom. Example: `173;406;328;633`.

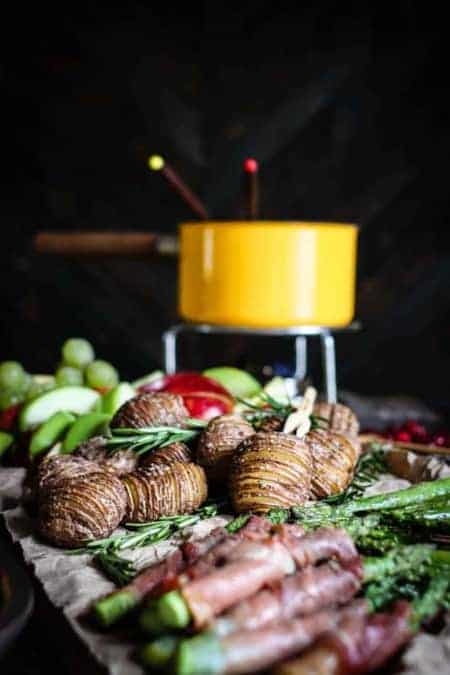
138;635;180;668
140;590;191;634
362;545;435;583
340;478;450;515
175;633;223;675
410;575;450;630
94;589;138;628
363;547;450;611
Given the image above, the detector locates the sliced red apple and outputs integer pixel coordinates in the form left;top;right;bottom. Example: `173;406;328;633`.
182;392;233;420
163;372;232;397
140;371;234;420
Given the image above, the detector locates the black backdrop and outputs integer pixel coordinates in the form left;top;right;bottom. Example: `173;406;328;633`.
2;1;450;405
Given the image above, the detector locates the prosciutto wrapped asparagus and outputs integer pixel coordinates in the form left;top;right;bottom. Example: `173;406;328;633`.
211;559;363;637
164;601;370;675
146;526;359;631
272;600;413;675
94;515;271;627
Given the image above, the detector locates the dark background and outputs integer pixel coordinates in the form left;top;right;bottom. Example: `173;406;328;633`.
2;1;450;406
1;5;450;673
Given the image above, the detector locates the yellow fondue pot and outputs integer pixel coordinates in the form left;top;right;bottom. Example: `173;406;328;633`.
179;221;358;328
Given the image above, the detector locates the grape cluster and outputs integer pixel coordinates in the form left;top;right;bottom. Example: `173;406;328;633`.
0;338;119;414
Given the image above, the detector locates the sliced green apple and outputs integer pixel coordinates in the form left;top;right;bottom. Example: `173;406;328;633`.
132;370;165;389
29;411;76;458
101;382;136;416
263;377;291;405
20;386;100;432
62;412;111;454
203;367;261;399
0;431;14;457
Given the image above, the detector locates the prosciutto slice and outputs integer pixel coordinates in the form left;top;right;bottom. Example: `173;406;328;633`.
212;559;363;636
182;538;296;627
273;600;413;675
338;600;413;673
221;602;369;675
181;515;274;582
180;525;358;628
181;526;228;565
280;527;359;569
114;548;185;603
125;520;259;601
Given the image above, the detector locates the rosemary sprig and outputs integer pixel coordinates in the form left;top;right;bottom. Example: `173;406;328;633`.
237;393;294;428
105;418;206;456
94;551;137;586
72;502;225;557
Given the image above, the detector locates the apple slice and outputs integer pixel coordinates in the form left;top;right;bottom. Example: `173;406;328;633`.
63;412;111;453
203;367;261;399
162;372;234;420
133;371;166;392
101;383;136;415
29;411;77;457
19;386;100;431
0;431;14;458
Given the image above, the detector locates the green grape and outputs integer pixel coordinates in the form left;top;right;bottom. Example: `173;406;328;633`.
85;360;119;389
0;361;28;392
55;366;83;387
0;389;24;411
62;338;95;369
26;376;56;401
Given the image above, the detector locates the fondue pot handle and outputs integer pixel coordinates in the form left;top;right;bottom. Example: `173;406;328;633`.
33;232;179;257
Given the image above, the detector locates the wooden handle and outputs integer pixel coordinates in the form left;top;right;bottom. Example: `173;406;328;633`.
33;232;179;257
359;433;450;456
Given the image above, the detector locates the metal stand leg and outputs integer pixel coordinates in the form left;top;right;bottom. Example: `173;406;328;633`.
163;328;179;374
294;336;307;381
320;333;337;403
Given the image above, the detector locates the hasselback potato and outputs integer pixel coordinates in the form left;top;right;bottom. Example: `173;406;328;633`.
313;402;359;437
196;415;255;481
229;432;312;513
122;461;207;522
75;436;138;475
140;442;193;468
111;392;188;429
36;455;100;495
38;470;127;548
304;429;359;498
257;416;284;433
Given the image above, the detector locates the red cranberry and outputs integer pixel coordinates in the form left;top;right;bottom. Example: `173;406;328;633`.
411;427;428;442
404;420;427;437
394;430;412;443
431;432;447;447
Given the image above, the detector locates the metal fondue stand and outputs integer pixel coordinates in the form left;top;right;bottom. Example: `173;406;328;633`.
163;321;361;403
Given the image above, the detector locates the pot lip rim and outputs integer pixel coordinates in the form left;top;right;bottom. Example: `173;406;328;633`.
179;220;359;230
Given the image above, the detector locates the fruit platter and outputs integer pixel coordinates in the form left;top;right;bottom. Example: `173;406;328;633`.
1;338;450;675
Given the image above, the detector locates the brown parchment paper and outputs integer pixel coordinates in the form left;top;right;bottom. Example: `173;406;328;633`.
0;467;229;674
1;467;449;674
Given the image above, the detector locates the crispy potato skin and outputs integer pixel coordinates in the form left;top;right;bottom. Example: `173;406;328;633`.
197;415;255;482
111;392;188;429
313;402;360;437
75;436;138;475
229;432;313;513
304;429;359;498
38;469;127;548
139;442;193;468
122;461;208;522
